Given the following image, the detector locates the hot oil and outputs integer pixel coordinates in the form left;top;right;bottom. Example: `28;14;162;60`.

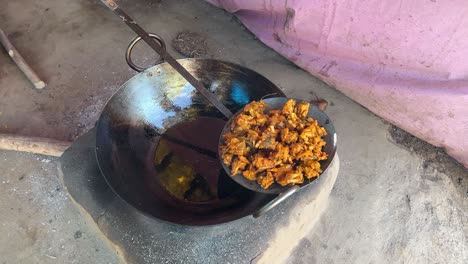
154;117;242;203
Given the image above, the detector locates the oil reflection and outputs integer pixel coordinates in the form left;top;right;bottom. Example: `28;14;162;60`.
154;117;232;203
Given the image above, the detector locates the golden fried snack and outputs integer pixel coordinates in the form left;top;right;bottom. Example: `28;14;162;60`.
231;156;250;175
252;153;276;170
242;169;257;181
282;99;296;115
296;101;310;118
221;99;328;189
257;172;275;189
277;170;304;186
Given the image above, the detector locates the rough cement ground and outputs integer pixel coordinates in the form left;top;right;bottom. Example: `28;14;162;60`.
172;31;209;58
0;0;467;263
0;151;122;264
291;123;468;264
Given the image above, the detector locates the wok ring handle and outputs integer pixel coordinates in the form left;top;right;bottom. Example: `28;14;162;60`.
253;185;301;218
126;33;166;72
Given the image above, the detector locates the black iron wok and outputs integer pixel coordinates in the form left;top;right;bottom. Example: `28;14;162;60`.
95;57;288;226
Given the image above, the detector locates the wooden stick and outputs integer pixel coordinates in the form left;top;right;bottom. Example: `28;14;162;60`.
0;27;46;89
0;134;71;157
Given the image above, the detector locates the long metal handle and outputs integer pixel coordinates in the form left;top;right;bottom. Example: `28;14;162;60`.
253;185;300;218
99;0;233;119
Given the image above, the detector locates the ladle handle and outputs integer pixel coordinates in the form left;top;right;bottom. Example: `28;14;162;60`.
126;33;166;72
253;185;300;218
99;0;234;119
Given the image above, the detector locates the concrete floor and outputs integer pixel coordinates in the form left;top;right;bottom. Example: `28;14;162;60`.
0;0;467;263
0;151;123;264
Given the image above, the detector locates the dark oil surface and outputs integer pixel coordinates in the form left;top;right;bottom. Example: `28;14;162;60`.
154;117;243;203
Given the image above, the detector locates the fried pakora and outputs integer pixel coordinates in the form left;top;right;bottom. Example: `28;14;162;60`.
221;99;328;189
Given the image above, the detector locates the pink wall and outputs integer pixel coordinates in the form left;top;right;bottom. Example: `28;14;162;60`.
208;0;468;168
